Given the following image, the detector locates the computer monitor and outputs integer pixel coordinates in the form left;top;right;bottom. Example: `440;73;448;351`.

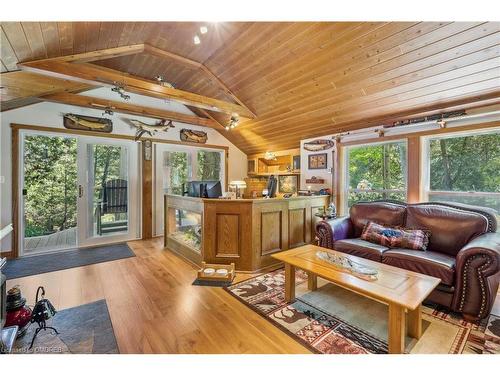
188;180;222;198
266;175;277;198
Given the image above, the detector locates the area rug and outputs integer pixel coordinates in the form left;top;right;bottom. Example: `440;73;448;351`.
12;299;119;354
224;268;500;354
3;243;135;279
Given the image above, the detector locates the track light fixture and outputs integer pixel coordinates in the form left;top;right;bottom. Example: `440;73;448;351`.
225;114;240;130
154;75;174;88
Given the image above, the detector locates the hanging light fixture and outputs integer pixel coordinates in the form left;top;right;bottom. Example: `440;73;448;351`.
264;151;277;161
200;26;208;34
193;35;201;45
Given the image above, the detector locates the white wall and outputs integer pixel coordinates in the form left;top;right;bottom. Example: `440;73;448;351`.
300;135;336;192
0;87;247;253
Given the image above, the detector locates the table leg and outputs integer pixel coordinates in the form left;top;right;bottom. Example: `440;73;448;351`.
307;272;317;291
407;304;422;339
388;303;405;354
285;263;295;303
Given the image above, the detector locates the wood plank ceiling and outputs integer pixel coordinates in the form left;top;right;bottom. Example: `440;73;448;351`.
1;21;499;154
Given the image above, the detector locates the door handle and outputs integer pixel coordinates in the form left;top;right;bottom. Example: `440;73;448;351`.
78;185;83;198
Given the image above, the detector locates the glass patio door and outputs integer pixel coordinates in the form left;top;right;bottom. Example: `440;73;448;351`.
21;133;79;255
20;132;139;256
77;137;139;247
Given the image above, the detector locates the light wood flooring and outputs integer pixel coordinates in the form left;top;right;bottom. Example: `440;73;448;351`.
7;237;500;354
6;237;309;354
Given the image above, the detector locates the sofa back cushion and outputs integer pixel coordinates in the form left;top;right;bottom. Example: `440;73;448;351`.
405;203;491;256
349;201;406;237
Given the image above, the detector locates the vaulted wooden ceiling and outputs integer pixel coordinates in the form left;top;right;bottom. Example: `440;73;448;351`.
1;22;499;154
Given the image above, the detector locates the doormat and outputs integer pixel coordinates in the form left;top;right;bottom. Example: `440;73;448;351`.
3;243;135;280
12;299;119;354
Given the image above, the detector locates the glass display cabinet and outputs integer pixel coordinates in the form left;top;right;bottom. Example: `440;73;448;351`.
164;195;204;265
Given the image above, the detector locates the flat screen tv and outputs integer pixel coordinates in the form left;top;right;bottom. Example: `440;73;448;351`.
188;180;222;198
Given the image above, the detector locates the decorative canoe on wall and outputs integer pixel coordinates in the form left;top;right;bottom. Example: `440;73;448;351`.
303;139;334;151
180;129;207;144
63;113;113;133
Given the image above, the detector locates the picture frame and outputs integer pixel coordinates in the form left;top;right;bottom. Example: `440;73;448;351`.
278;175;298;194
308;153;327;169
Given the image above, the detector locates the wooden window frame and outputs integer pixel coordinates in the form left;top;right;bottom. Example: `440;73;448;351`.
421;127;500;204
337;122;500;216
343;139;408;214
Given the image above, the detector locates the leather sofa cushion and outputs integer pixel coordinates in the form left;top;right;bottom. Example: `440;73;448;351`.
350;202;406;237
406;204;490;256
382;248;456;285
334;238;390;262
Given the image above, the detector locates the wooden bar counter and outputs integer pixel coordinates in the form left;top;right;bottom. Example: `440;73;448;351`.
164;194;330;272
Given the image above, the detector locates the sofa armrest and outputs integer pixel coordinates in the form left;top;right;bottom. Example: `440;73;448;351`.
315;216;353;249
453;232;500;320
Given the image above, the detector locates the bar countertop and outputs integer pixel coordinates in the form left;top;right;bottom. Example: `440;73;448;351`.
165;193;330;203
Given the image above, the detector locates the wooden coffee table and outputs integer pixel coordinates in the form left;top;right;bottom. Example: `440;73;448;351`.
272;245;441;354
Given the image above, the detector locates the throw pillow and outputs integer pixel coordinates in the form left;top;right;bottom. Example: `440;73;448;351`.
361;221;430;251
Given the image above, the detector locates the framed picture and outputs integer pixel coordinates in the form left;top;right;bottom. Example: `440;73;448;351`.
308;153;327;169
278;175;298;194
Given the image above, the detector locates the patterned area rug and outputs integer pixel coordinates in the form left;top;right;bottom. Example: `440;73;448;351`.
12;299;119;354
225;268;500;354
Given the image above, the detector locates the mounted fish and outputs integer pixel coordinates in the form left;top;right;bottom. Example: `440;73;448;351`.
127;119;175;141
303;139;334;152
180;129;207;144
63;113;113;133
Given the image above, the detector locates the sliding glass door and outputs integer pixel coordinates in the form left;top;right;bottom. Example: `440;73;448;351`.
22;134;78;255
78;138;139;246
20;131;139;256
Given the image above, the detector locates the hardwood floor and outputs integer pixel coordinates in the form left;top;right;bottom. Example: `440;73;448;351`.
7;237;500;354
6;238;310;354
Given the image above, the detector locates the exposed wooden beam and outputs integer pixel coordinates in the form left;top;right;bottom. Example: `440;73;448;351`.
199;65;257;118
25;44;145;64
20;59;256;118
1;70;94;111
144;44;202;69
144;44;257;117
41;92;220;128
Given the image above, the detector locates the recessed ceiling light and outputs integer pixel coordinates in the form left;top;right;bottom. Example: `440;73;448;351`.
200;26;208;34
193;35;201;45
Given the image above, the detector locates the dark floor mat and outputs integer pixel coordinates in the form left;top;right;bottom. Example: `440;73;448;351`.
3;243;135;280
13;299;119;354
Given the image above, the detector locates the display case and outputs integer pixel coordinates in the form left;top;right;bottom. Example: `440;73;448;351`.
167;209;202;252
164;195;204;265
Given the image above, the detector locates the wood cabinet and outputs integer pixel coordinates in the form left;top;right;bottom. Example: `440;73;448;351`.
247;148;300;176
165;194;330;272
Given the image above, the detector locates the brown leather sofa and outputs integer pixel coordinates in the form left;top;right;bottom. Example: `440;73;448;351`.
315;201;500;321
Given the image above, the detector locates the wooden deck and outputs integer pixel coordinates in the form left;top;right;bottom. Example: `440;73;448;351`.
24;227;77;255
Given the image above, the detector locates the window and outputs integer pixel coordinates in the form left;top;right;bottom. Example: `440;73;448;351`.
164;151;191;195
197;150;221;181
161;149;224;195
424;130;500;215
345;140;407;210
